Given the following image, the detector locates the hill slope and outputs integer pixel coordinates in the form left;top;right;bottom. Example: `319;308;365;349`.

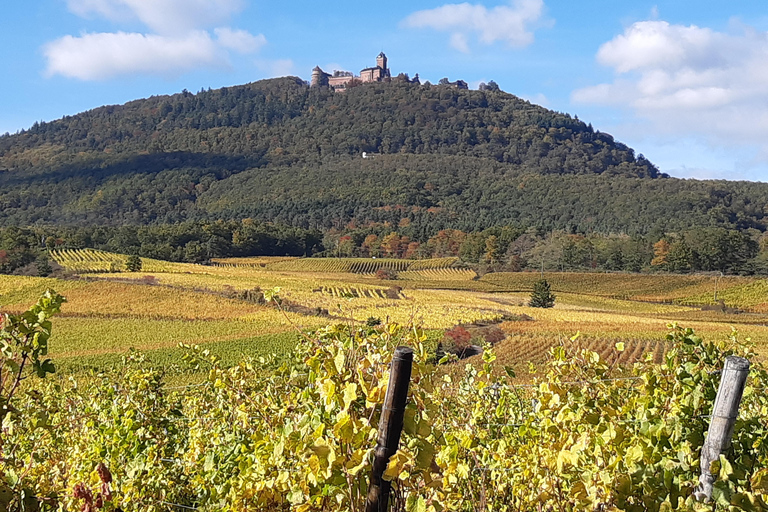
1;77;766;234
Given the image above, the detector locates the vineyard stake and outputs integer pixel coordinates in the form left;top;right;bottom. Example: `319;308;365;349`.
365;346;413;512
693;355;750;502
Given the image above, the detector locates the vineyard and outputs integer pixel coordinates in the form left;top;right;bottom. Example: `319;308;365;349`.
50;249;205;274
4;296;768;511
480;272;763;308
264;257;461;274
399;268;478;281
210;256;298;268
5;253;768;510
316;285;404;300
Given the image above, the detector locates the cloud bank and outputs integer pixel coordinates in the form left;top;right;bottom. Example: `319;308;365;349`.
46;0;267;80
573;20;768;159
402;0;545;53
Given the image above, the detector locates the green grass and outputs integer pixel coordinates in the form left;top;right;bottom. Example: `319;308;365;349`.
55;331;301;375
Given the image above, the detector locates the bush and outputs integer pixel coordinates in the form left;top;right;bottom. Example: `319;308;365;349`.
529;278;555;308
375;268;398;280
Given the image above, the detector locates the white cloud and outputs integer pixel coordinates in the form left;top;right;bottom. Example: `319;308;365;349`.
66;0;245;35
572;20;768;158
47;0;276;80
215;27;266;54
402;0;545;51
44;31;225;80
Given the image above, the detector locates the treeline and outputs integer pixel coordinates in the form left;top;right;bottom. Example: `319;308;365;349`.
3;221;764;277
320;225;768;275
0;220;323;274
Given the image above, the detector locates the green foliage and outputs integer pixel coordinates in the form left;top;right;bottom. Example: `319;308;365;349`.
0;290;66;511
125;254;142;272
529;278;556;308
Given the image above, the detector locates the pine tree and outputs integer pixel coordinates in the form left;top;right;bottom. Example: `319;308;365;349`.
125;254;142;272
529;279;555;308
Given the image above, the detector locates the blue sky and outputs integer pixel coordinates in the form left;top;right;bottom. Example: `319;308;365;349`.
3;0;768;181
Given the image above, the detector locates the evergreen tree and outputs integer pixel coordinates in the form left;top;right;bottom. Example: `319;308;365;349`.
125;254;142;272
529;279;555;308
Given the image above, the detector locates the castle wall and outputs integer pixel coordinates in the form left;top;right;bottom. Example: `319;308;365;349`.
311;54;390;90
328;76;353;88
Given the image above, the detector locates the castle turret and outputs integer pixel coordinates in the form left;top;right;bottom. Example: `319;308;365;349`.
376;52;387;72
311;66;328;88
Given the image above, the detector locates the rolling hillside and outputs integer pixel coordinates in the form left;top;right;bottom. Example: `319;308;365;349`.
0;77;766;235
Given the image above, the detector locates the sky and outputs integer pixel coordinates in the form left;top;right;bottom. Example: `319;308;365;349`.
3;0;768;181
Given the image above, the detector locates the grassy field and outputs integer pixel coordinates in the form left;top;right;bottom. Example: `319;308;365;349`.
5;254;768;380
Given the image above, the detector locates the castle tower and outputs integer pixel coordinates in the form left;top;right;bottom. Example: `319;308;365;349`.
311;66;327;87
376;52;387;71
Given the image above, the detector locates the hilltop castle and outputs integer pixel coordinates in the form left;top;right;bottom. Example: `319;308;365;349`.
311;53;393;91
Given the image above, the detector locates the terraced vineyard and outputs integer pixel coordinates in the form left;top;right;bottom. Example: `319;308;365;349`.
210;256;298;268
406;257;459;270
399;268;477;281
265;257;459;274
265;257;409;273
50;249;205;274
316;285;403;299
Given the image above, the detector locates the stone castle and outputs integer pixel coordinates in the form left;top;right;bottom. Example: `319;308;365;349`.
311;53;394;91
309;53;470;92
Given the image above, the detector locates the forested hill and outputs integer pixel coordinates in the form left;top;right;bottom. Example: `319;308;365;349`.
1;77;657;177
0;76;767;235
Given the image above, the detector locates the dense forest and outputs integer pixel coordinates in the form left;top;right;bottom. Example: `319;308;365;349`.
1;76;768;274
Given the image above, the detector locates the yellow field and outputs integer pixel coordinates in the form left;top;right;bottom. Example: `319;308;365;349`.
8;255;768;375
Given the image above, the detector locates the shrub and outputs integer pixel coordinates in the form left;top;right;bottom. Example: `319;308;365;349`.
375;268;398;280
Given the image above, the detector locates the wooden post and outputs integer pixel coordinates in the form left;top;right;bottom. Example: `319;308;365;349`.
365;346;413;512
693;355;750;502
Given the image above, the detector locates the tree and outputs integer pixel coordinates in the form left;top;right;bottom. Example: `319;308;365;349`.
529;279;555;308
36;254;52;277
126;254;142;272
484;235;501;264
651;239;670;268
